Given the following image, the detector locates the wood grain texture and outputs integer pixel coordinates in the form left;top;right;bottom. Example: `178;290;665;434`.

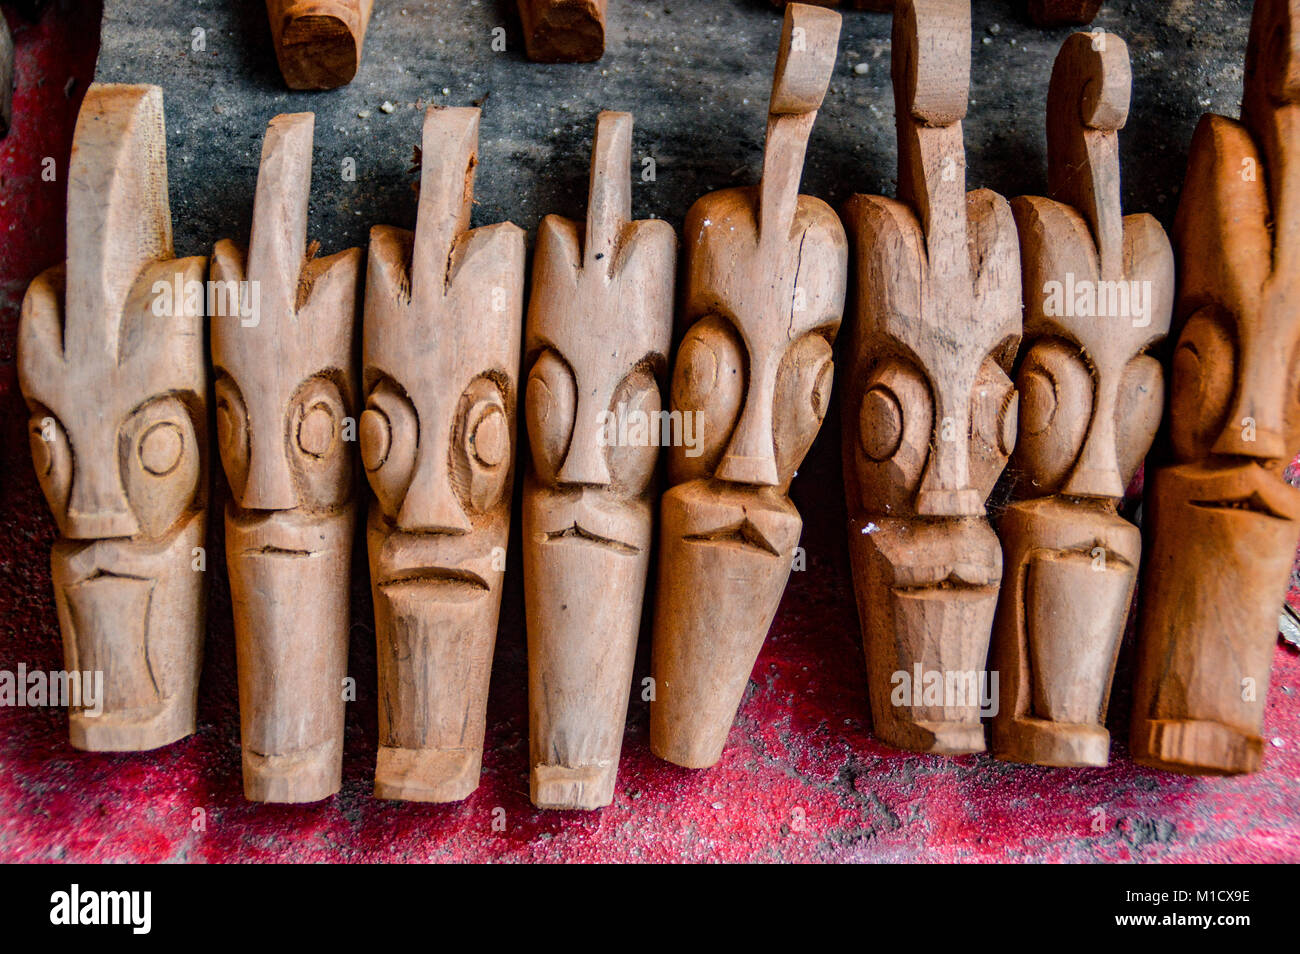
266;0;373;90
991;32;1173;767
1027;1;1103;27
523;112;676;809
649;3;846;769
518;0;607;63
842;0;1020;756
1132;0;1300;776
211;113;361;802
18;84;208;751
362;106;525;802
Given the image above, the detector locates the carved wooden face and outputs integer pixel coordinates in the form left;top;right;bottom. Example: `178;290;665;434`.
17;82;209;736
844;193;1021;520
23;269;207;545
212;274;356;517
668;188;845;496
360;207;523;588
362;340;515;543
524;220;669;507
1011;201;1174;499
1171;160;1300;478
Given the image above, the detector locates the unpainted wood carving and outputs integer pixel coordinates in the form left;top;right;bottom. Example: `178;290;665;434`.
211;113;361;802
991;32;1173;767
1028;1;1103;27
519;0;607;63
842;0;1021;755
19;84;208;751
362;106;526;802
1132;0;1300;775
524;112;676;809
649;3;846;769
266;0;373;90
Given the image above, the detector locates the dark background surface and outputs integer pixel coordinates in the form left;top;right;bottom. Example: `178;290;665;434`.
0;0;1296;862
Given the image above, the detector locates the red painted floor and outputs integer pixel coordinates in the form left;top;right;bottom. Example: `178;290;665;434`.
0;3;1296;863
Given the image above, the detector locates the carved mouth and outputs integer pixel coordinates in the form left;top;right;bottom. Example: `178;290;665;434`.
891;573;999;597
243;544;318;559
378;567;491;598
542;523;639;555
1189;492;1291;520
683;518;780;556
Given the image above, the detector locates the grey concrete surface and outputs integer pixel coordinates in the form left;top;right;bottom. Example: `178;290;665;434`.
95;0;1254;265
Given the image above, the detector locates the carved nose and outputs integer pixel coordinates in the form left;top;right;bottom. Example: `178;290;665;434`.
240;441;298;511
915;488;984;517
396;472;472;534
66;471;139;539
556;407;612;486
1062;467;1126;499
716;395;780;487
1213;422;1288;461
716;452;780;486
64;507;139;541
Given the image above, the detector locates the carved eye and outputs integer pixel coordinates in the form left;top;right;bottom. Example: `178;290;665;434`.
1114;354;1164;487
289;374;352;510
852;359;932;509
1012;340;1092;494
361;379;417;520
121;395;201;538
969;355;1019;497
773;332;834;488
607;365;662;496
1169;307;1235;461
215;375;250;497
525;349;576;486
28;410;71;521
454;375;512;512
669;314;745;482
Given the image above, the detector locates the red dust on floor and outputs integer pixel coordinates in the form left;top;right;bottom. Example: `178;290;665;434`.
0;3;1296;864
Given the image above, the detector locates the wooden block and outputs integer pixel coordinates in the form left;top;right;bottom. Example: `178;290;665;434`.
211;113;361;803
1028;1;1103;27
1131;0;1300;776
649;3;846;769
266;0;373;90
842;0;1021;755
991;32;1174;767
18;84;208;751
519;0;607;63
523;111;676;809
362;106;525;802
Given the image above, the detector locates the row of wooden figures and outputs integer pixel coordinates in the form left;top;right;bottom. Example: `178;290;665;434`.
19;1;1296;808
265;0;1104;84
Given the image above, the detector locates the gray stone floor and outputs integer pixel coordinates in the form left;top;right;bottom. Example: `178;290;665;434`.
96;0;1254;264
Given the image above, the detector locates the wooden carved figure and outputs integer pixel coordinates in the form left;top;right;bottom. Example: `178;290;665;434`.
266;0;372;90
519;0;606;63
1027;1;1102;27
18;84;208;750
1132;0;1300;775
211;113;361;802
649;3;846;769
362;106;525;801
524;112;676;809
842;0;1021;755
991;33;1173;767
